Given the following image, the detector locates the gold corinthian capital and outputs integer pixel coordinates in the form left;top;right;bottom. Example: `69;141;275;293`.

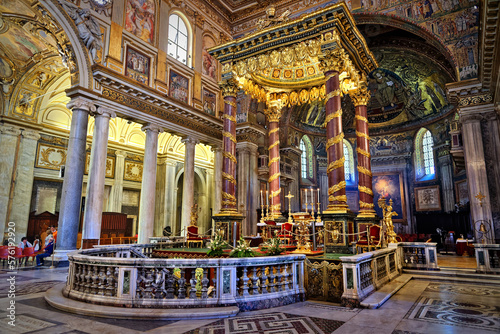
349;81;371;106
219;78;239;97
319;48;347;74
264;106;282;122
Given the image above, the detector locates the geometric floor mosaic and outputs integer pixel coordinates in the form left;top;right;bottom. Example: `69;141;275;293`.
0;280;63;296
184;312;345;334
303;301;361;313
424;283;500;297
405;296;500;332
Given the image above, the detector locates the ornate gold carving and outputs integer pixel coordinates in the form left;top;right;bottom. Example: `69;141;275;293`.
124;161;143;182
327;157;345;173
355;114;368;123
357;165;372;177
325;72;338;82
356;147;371;158
223;114;236;122
359;185;374;196
356;131;370;141
268;172;281;183
268;156;280;167
328;195;347;203
350;85;371;106
324;89;341;104
326;133;344;150
359;200;375;209
223;131;237;144
269;127;280;135
223;151;237;164
269;140;280;150
219;79;239;97
328;181;346;195
222;200;237;206
319;48;346;73
264;107;282;122
323;109;342;127
36;144;67;170
222;192;236;201
224;100;237;108
270;188;281;198
222;172;236;184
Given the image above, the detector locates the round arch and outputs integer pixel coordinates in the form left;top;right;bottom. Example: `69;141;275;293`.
167;10;194;68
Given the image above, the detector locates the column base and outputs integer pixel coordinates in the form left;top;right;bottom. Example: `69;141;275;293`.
322;211;356;254
324;204;350;214
212;213;246;247
357;209;377;218
51;249;74;265
81;239;99;249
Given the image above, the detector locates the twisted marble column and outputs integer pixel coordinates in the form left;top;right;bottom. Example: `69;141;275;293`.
320;50;347;211
219;79;239;214
265;106;282;218
350;83;375;217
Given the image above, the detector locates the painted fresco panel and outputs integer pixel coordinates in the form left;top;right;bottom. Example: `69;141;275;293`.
125;47;150;85
125;0;155;44
372;172;406;223
202;88;216;116
169;70;189;103
0;25;47;62
202;35;217;80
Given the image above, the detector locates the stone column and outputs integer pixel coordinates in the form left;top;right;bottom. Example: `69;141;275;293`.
138;124;162;244
264;105;283;218
8;129;40;240
108;150;127;212
436;146;454;212
319;49;348;212
237;142;259;235
219;79;239;214
165;159;177;232
180;137;198;235
57;98;94;254
483;110;500;240
460;111;494;243
212;145;223;215
350;83;376;217
82;107;115;249
0;125;21;243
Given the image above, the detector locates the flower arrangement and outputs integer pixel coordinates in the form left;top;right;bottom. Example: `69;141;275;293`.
229;237;255;258
262;231;285;256
207;232;227;257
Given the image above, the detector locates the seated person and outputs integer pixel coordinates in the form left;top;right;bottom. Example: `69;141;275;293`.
50;226;58;243
36;236;54;266
18;237;33;249
33;235;41;252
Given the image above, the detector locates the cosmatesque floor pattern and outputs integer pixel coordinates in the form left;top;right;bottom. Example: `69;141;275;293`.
0;266;499;334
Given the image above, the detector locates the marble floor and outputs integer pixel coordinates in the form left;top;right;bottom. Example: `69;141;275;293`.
0;266;499;334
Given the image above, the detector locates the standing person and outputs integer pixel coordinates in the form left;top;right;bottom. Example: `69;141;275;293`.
50;226;58;243
43;228;52;246
36;236;54;266
18;237;33;249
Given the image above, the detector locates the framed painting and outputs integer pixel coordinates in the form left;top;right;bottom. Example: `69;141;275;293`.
455;179;469;205
415;185;441;211
125;47;150;85
124;0;155;44
372;172;406;223
202;88;216;116
169;70;189;103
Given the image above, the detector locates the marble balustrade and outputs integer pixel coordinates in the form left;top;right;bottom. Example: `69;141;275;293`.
339;247;401;307
399;242;439;270
474;243;500;274
64;245;306;311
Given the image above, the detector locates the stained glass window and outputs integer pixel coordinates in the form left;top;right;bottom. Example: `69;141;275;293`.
422;130;435;175
168;14;188;65
300;139;307;179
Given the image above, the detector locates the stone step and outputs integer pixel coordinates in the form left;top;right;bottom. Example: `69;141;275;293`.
45;283;240;320
403;268;500;285
360;274;412;309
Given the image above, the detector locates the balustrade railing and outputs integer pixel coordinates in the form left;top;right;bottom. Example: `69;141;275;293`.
399;242;439;270
474;244;500;274
65;245;305;311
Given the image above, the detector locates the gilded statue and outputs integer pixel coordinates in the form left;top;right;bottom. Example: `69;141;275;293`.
384;199;398;243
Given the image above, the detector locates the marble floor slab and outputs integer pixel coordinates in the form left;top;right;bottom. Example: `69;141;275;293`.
0;266;499;333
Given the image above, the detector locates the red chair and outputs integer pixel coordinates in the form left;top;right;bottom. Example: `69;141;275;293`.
278;222;294;245
357;224;382;253
23;247;36;266
12;247;26;267
0;246;8;267
187;225;203;248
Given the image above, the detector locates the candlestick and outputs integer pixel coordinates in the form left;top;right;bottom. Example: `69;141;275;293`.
266;190;269;206
304;188;308;206
271;191;274;218
317;188;320;202
260;190;263;206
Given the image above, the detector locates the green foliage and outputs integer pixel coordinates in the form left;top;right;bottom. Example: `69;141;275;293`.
261;233;285;256
229;237;255;258
207;233;227;257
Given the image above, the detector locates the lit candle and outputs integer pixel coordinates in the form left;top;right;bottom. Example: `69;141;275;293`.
304;188;308;204
311;188;314;213
266;190;269;206
260;190;263;206
317;188;320;202
271;192;274;214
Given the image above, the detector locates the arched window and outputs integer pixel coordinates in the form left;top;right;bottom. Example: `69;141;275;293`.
168;14;189;65
300;139;307;179
415;128;435;180
300;135;313;179
343;139;355;185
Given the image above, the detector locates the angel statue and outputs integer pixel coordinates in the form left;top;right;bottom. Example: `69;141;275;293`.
58;0;103;62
